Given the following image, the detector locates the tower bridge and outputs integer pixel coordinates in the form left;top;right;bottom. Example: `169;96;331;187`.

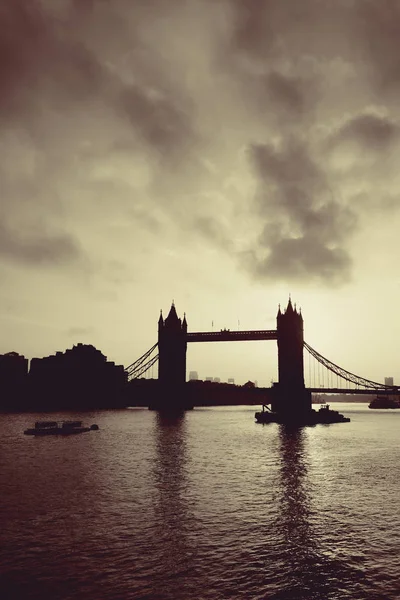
126;299;399;414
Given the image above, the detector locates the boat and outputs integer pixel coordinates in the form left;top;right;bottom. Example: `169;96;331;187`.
316;403;350;424
255;404;275;424
24;421;99;436
369;396;400;409
255;403;350;425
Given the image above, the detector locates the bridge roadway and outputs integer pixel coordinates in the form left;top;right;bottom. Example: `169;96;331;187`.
309;388;400;395
186;330;277;342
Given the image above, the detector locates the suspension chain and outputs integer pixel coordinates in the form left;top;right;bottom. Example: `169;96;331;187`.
304;341;398;390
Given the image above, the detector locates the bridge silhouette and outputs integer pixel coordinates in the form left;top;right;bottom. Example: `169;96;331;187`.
127;299;399;413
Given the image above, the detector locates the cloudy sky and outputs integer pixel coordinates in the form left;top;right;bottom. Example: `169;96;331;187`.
1;0;400;386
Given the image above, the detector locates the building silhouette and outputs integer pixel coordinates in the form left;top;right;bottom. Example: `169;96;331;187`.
385;377;394;386
0;352;28;381
0;352;29;410
28;344;126;410
189;371;198;381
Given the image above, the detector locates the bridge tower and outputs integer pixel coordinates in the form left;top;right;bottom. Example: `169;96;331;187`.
273;298;311;416
156;303;190;409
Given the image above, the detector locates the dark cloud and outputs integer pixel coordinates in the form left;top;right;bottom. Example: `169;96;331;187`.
267;71;307;116
230;0;278;59
0;222;82;267
118;84;195;160
227;0;358;64
357;0;400;95
244;139;357;283
328;113;399;150
244;238;351;285
1;0;400;289
0;1;103;121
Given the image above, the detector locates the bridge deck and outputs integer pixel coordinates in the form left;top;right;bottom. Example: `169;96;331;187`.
309;388;400;395
186;330;277;342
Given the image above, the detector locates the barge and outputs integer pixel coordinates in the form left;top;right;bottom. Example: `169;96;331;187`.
24;421;99;436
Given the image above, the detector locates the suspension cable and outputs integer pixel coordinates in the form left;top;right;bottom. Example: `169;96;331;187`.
128;354;159;380
126;343;158;374
304;341;399;390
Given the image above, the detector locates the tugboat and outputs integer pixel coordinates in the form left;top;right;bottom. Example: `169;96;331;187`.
24;421;99;436
314;403;350;424
255;403;350;425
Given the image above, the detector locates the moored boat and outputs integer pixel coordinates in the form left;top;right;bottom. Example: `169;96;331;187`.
255;403;350;425
368;396;400;409
24;421;99;436
255;405;275;424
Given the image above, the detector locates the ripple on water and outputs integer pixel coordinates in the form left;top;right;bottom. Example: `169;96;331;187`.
0;405;399;599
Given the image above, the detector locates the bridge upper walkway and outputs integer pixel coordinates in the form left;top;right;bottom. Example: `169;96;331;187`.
186;330;277;342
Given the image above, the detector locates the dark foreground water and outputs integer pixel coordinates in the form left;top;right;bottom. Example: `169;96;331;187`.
1;404;399;600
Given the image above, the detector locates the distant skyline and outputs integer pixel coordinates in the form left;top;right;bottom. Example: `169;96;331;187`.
1;1;400;386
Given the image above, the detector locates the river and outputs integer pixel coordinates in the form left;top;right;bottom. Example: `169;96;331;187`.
1;403;399;599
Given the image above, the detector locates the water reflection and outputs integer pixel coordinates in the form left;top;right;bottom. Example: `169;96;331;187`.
152;412;197;599
274;425;318;598
272;425;367;600
278;426;314;553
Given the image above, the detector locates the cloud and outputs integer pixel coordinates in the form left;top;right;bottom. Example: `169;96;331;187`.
0;1;103;122
1;0;400;289
66;326;95;337
328;112;400;151
242;138;358;283
0;222;82;267
244;238;352;285
194;216;234;252
356;0;400;95
266;71;308;116
118;83;196;160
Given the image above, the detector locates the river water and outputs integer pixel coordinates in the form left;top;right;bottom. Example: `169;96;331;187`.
1;403;399;600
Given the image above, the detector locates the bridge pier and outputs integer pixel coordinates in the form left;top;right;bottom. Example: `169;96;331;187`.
152;303;193;411
273;299;312;419
270;384;312;420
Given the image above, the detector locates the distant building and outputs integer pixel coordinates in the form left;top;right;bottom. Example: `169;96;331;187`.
243;380;255;388
205;377;213;382
189;371;198;381
0;352;29;410
0;352;29;381
385;377;394;386
228;378;235;384
214;377;221;383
